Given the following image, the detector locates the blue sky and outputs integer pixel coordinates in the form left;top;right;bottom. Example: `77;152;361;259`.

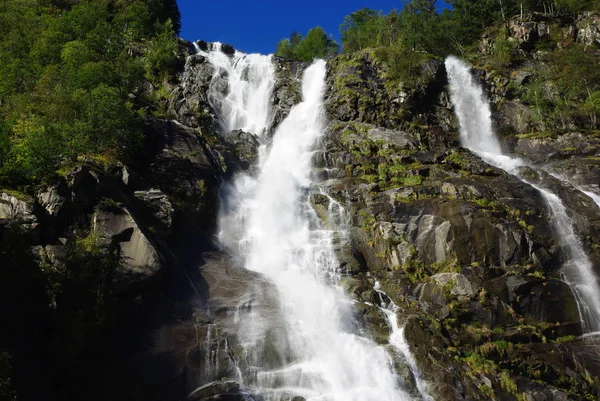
178;1;449;54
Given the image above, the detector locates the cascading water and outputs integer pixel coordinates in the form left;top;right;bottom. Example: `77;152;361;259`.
445;55;600;332
195;43;426;400
196;42;276;137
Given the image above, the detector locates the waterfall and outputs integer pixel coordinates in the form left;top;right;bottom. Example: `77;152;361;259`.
196;42;276;137
445;55;600;332
197;44;421;400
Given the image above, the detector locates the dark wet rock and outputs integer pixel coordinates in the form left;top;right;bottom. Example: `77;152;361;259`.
225;130;260;171
144;118;223;228
270;57;304;132
133;189;174;237
195;40;209;52
221;43;235;56
186;381;240;401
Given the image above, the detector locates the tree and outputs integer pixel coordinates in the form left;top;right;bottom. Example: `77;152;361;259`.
399;0;438;52
275;27;338;61
340;8;383;52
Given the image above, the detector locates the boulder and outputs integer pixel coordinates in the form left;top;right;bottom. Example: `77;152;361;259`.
133;189;174;236
220;43;235;56
432;273;478;298
92;206;164;292
226;130;260;171
0;192;36;224
37;182;67;217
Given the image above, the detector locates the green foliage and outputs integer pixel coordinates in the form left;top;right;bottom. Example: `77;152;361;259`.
552;44;600;102
275;27;339;61
555;0;599;13
340;8;388;52
144;20;178;82
0;0;180;187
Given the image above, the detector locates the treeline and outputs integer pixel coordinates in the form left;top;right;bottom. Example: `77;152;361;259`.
0;0;181;187
276;0;600;61
275;27;338;61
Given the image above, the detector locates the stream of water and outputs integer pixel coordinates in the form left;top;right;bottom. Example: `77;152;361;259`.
445;55;600;332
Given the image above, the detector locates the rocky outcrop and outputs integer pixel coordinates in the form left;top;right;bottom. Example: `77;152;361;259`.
0;192;36;225
225;130;260;172
169;48;215;129
270;57;304;132
93;205;164;292
576;12;600;47
507;17;551;51
143;118;225;228
325;51;451;130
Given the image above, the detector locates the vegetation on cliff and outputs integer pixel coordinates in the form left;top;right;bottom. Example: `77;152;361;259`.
0;0;180;187
0;1;182;399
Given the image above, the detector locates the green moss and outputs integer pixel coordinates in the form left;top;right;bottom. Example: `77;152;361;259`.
514;131;554;139
473;198;498;208
430;258;460;274
362;174;378;184
553;335;576;343
403;175;423;187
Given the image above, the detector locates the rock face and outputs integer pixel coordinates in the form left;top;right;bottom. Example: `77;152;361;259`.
143;118;224;228
93;206;163;292
315;43;600;400
325;52;449;129
576;12;600;47
271;56;304;132
0;192;36;224
133;189;174;236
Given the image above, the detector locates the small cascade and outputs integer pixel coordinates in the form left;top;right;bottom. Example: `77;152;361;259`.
445;56;600;332
374;282;433;401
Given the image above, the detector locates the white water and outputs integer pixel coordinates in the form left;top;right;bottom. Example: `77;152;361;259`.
196;42;276;137
374;282;433;401
546;169;600;209
445;55;600;332
198;44;418;400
